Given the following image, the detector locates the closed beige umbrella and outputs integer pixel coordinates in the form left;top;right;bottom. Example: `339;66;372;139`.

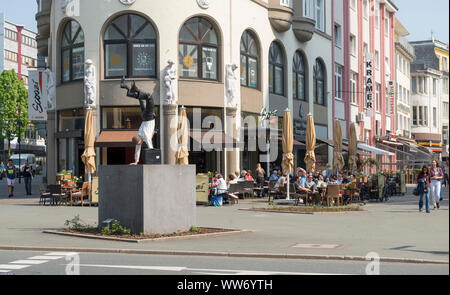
333;121;345;173
348;123;358;172
176;107;189;165
304;114;316;172
81;109;96;177
281;109;294;200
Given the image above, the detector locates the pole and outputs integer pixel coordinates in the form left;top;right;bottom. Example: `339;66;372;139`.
17;107;22;184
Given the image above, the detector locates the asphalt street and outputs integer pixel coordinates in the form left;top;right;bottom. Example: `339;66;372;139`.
0;250;448;275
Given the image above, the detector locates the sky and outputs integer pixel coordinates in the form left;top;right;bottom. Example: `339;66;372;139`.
0;0;448;43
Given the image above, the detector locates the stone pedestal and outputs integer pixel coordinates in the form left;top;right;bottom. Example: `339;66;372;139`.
98;165;196;235
226;107;238;176
163;104;178;165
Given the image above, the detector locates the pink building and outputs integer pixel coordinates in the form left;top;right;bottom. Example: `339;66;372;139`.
333;0;398;170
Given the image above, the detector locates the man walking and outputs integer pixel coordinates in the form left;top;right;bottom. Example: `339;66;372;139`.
0;161;5;180
22;160;33;195
6;160;16;198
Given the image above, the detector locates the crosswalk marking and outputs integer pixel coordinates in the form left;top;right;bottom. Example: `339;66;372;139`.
27;256;64;260
10;260;48;265
0;270;11;273
0;264;31;270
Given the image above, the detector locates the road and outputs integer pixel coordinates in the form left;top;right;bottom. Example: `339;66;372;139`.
0;250;448;275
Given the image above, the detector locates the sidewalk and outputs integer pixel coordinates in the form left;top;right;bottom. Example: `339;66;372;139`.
0;182;448;263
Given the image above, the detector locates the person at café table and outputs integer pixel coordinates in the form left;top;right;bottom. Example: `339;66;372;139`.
227;174;238;184
328;176;339;185
341;173;351;184
305;175;318;193
245;170;255;181
274;173;287;189
316;174;327;189
238;170;247;182
295;175;310;193
269;169;279;181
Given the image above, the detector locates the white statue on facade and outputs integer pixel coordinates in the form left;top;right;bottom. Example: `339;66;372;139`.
84;59;96;109
163;59;177;105
45;69;56;111
225;64;238;108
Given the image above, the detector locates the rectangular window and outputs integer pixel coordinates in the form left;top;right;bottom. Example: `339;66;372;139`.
179;44;198;78
202;46;218;80
248;57;258;88
335;64;343;99
413;106;417;125
376;84;380;112
412;77;417;93
418;106;423;125
350;73;357;104
102;107;145;130
240;55;247;86
303;0;315;19
424;106;428;126
334;24;341;47
375;51;380;68
385;15;389;36
433;107;437;127
132;43;156;77
315;0;324;31
433;78;437;96
443;77;449;94
443;102;449;120
363;0;369;18
280;0;292;8
350;35;356;56
105;44;127;78
375;5;379;29
418;77;423;93
423;77;428;94
71;47;84;81
61;49;71;83
363;43;368;58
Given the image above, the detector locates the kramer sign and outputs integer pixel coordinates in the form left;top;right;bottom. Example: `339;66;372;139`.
365;54;374;117
28;70;48;121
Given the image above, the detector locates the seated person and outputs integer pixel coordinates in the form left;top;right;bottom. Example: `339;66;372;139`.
227;174;238;184
342;174;351;184
328;176;340;185
274;173;287;189
245;170;255;181
295;175;310;193
269;170;279;181
238;170;247;182
336;174;343;185
305;175;318;193
316;174;327;189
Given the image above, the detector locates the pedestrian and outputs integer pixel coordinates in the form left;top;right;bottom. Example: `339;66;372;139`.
417;165;431;213
430;160;444;210
6;160;16;198
255;163;265;197
443;162;449;188
0;161;4;180
22;160;33;195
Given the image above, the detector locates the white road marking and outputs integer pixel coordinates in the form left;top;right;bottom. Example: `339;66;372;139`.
45;252;79;256
76;264;352;275
0;264;31;270
0;270;11;273
10;260;48;265
28;256;65;260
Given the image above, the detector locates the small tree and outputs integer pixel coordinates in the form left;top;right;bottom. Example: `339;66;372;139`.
0;69;29;158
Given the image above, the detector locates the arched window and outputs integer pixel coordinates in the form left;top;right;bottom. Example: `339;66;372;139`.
269;42;284;96
179;17;219;80
61;20;84;83
293;51;306;100
314;59;325;105
240;30;259;89
104;14;157;78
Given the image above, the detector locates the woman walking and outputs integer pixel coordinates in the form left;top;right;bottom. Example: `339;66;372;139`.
430;160;444;210
6;160;17;198
417;165;431;213
22;161;33;195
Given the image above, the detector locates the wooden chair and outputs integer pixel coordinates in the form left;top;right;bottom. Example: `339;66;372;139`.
349;183;361;203
326;184;343;207
70;182;89;207
267;180;279;203
39;184;52;206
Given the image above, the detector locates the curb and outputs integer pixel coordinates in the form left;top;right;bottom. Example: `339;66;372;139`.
240;208;368;215
42;229;252;243
0;245;447;265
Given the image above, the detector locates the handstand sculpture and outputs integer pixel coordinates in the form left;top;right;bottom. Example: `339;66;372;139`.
120;77;155;165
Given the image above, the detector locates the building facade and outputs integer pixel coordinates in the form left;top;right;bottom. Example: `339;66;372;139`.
36;0;335;182
0;13;45;162
410;39;449;161
332;0;398;170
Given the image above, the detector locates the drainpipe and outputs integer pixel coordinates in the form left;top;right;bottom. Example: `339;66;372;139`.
16;25;24;81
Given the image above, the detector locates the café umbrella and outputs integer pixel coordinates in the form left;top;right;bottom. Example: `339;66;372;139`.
333;121;345;174
348;123;358;172
176;107;189;165
81;109;96;183
304;114;316;172
281;109;294;200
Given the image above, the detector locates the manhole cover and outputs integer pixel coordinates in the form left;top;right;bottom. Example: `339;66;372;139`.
292;244;342;249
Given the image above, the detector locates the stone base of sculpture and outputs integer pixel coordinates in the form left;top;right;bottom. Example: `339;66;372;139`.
98;165;196;235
